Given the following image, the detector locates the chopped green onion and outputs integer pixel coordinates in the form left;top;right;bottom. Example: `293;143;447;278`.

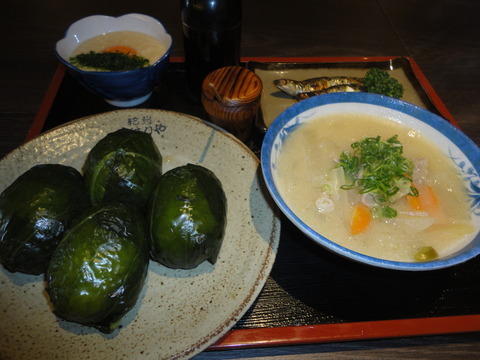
337;135;417;218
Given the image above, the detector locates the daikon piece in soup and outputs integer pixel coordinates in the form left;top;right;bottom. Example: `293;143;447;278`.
276;113;476;262
70;31;167;71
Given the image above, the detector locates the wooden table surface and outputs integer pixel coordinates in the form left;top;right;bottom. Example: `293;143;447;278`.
1;0;479;359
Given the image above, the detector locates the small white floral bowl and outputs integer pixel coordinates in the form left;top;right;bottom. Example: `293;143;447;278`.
261;92;480;271
55;13;172;107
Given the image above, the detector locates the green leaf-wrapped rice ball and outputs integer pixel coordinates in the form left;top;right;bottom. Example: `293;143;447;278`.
147;164;227;269
83;128;162;210
46;202;149;334
0;164;90;275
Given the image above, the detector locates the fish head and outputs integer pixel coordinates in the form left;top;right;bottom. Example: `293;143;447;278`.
273;79;302;96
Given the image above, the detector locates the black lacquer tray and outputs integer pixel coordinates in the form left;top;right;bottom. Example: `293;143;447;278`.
28;57;480;349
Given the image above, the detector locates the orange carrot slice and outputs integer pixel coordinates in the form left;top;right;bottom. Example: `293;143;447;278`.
408;185;438;213
350;203;371;235
103;46;137;55
408;188;423;210
421;185;439;211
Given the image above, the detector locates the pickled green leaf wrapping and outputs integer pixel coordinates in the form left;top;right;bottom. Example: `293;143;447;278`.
83;128;162;210
46;203;149;334
0;164;90;275
147;164;227;269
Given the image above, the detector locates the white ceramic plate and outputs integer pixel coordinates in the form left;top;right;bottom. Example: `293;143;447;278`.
0;109;280;359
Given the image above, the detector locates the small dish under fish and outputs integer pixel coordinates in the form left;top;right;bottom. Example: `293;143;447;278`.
274;68;403;101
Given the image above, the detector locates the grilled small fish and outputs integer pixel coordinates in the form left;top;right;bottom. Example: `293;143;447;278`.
294;84;362;101
273;76;363;96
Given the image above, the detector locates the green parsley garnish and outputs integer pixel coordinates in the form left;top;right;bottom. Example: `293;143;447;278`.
70;51;150;71
362;68;404;99
338;135;418;218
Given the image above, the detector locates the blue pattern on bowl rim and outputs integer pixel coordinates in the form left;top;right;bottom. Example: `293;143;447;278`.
261;92;480;271
449;150;480;216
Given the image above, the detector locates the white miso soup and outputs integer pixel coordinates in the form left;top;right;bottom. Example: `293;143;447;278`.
276;113;475;262
70;31;167;70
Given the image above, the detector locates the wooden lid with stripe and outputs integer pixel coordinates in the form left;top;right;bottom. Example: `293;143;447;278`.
202;66;262;107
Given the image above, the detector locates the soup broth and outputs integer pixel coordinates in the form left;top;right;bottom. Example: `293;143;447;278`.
71;31;167;70
276;113;475;262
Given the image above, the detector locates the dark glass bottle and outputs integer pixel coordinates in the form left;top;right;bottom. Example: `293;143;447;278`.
181;0;242;99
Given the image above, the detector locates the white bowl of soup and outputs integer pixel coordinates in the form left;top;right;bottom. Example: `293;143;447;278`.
261;92;480;271
55;13;172;107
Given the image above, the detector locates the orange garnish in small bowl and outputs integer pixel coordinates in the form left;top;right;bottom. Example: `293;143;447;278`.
103;46;137;55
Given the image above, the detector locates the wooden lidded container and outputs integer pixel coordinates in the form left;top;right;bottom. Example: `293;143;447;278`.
201;66;263;142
